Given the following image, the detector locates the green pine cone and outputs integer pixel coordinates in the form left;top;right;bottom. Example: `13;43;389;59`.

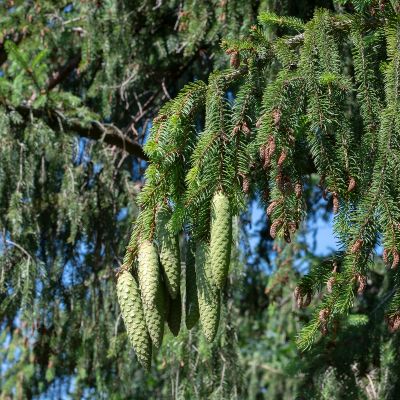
116;270;152;370
185;239;199;330
138;240;161;309
210;191;232;289
157;208;181;299
196;242;220;342
143;281;165;349
167;291;182;337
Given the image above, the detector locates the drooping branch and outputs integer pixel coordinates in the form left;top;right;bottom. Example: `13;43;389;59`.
12;105;148;160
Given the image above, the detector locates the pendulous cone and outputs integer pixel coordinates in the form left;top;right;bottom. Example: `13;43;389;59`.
196;242;220;342
138;240;161;309
116;270;152;370
157;208;181;299
143;281;165;349
210;191;232;289
137;240;165;348
185;239;200;330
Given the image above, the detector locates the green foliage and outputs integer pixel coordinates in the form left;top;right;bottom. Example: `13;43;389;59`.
258;11;305;32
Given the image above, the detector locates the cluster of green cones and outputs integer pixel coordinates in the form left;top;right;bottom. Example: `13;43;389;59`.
116;191;232;370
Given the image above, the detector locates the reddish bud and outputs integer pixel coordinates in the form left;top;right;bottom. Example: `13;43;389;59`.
277;150;287;167
392;249;399;270
348;177;356;192
326;276;336;293
319;308;330;323
332;261;338;273
242;122;251;135
350;239;363;254
267;201;278;216
242;176;250;194
260;144;270;169
332;193;339;214
272;109;281;127
319;308;330;335
387;314;400;333
270;219;282;239
268;136;276;157
356;274;367;295
383;248;389;264
153;114;167;124
294;286;303;308
295;182;302;199
232;125;241;135
230;51;240;69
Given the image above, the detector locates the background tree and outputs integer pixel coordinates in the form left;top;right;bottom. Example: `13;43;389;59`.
2;1;400;399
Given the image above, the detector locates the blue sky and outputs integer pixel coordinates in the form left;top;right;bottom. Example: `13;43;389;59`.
249;201;337;257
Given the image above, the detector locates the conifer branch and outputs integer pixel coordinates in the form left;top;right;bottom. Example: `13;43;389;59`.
10;105;147;159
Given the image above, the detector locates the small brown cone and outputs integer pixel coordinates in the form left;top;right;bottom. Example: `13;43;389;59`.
326;277;335;293
267;201;278;216
356;274;367;295
350;239;363;254
348;177;356;192
332;193;339;214
383;248;389;264
277;150;287;167
230;51;240;69
270;219;282;239
392;249;399;270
